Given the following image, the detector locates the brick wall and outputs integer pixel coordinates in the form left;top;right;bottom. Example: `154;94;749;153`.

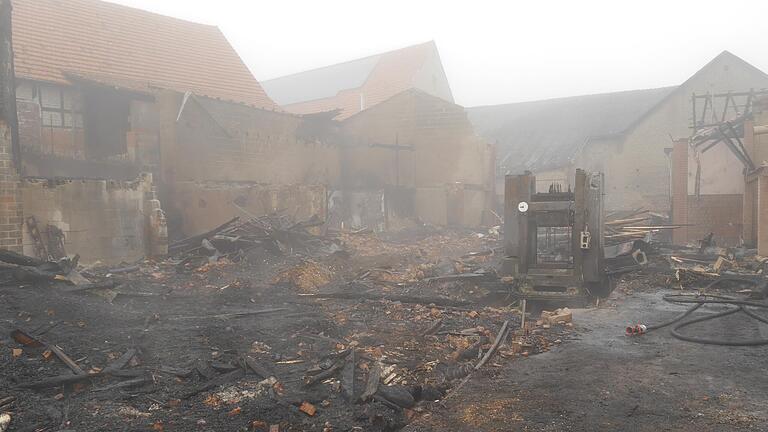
748;98;768;254
341;90;491;189
158;91;339;237
759;175;768;254
573;53;768;213
170;94;339;186
172;182;326;236
671;140;688;244
686;194;743;246
744;177;757;247
671;138;743;246
672;140;688;244
0;0;21;252
340;90;493;226
0;124;21;251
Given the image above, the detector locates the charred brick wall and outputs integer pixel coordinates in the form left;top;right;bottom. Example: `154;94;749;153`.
15;81;147;180
21;174;164;264
170;94;339;185
340;90;493;227
759;175;768;254
172;182;326;236
158;91;338;237
686;194;743;246
671;140;689;244
671;138;743;246
341;89;491;189
744;98;768;252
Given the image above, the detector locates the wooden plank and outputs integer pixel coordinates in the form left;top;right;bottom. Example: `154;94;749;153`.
304;356;347;386
359;362;382;402
242;355;275;379
19;348;136;389
341;350;355;401
181;369;244;399
475;320;509;370
48;344;85;375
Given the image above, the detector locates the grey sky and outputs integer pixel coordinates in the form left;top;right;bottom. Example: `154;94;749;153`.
108;0;768;107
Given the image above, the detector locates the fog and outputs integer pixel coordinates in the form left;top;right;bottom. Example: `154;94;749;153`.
107;0;768;106
6;1;768;430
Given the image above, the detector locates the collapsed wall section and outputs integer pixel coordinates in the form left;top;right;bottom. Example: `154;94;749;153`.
171;182;326;237
161;92;338;237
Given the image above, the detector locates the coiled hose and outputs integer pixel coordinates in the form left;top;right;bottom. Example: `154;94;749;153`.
627;278;768;346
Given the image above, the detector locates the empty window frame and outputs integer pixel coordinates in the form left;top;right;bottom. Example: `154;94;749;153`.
38;84;83;129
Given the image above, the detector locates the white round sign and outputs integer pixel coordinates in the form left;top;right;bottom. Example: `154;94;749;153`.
518;201;529;213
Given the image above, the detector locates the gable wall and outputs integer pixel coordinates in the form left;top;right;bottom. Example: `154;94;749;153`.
282;43;453;119
582;54;768;212
412;48;454;103
340;91;493;226
341;91;491;189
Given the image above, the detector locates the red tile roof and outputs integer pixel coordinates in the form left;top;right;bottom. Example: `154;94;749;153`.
11;0;277;109
263;42;451;119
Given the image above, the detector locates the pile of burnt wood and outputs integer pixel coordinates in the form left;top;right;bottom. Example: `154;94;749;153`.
168;214;340;265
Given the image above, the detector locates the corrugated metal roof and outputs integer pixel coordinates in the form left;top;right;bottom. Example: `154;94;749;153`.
11;0;278;109
467;87;677;172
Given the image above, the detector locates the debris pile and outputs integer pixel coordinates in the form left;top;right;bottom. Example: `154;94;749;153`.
169;214;336;267
272;260;333;292
0;249;81;286
668;247;767;289
605;209;681;246
0;226;573;431
612;234;768;297
539;308;573;326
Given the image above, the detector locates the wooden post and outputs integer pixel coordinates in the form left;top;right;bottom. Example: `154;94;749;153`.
671;139;689;245
503;173;533;272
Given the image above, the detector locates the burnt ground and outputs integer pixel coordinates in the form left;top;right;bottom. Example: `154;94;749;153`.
406;289;768;432
2;229;768;431
0;229;550;432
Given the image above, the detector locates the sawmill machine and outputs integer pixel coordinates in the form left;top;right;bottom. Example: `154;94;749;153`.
501;169;613;300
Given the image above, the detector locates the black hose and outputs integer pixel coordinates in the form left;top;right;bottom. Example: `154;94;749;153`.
645;301;702;331
640;278;768;346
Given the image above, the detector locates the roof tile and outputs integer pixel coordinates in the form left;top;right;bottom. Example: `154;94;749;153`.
263;42;441;119
12;0;277;109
